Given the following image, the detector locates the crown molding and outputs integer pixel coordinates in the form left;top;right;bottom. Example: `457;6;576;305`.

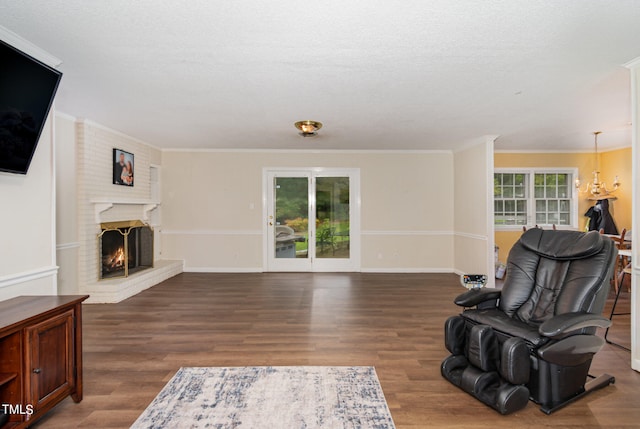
76;118;161;151
624;56;640;69
453;135;499;153
161;147;453;155
0;25;62;68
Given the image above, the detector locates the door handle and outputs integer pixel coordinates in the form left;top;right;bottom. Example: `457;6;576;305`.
33;368;41;374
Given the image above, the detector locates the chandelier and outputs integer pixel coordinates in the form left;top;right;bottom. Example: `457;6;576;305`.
574;131;620;199
295;120;322;137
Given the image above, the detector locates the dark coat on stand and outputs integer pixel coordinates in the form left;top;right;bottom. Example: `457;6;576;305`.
584;198;619;235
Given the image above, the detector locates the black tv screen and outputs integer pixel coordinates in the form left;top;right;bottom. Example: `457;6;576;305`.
0;39;62;174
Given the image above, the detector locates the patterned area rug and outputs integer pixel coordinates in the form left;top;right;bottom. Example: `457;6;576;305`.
130;366;395;429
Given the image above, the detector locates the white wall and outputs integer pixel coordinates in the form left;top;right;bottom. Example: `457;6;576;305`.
453;138;496;287
628;58;640;371
0;27;62;300
161;150;455;272
55;113;79;295
0;113;57;299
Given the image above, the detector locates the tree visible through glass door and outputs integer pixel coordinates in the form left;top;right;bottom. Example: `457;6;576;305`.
274;177;309;259
315;177;350;259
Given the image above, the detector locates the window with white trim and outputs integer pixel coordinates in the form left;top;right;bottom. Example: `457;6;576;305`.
494;169;577;229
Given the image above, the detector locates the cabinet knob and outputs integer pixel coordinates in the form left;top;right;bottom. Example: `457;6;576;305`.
33;368;41;374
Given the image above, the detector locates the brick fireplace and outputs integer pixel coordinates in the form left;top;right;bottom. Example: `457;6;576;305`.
74;120;183;303
99;220;153;279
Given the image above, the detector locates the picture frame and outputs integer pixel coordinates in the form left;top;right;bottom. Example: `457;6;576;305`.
113;148;134;186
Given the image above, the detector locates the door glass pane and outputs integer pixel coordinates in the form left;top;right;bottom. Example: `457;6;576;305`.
316;177;350;259
274;177;308;259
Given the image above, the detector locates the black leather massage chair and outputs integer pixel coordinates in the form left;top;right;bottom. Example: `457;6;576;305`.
441;229;617;414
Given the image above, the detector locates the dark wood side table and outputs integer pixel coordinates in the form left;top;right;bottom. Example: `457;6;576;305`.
0;295;89;428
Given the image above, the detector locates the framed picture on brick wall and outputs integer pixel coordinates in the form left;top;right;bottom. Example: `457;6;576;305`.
113;148;134;186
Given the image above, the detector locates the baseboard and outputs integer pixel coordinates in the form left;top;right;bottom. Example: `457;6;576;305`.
361;268;454;273
84;260;183;303
184;266;263;273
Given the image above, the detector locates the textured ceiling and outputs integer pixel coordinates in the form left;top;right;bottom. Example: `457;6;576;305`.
1;0;640;151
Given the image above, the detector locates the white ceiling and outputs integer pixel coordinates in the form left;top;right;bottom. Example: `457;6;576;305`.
1;0;640;152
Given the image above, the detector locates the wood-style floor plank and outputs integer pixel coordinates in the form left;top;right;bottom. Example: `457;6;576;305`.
32;273;640;428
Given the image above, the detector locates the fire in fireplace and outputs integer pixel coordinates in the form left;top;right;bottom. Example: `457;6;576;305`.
99;220;153;279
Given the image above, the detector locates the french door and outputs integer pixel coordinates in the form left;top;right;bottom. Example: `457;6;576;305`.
264;168;360;272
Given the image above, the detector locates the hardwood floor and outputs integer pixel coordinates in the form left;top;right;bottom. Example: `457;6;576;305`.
33;272;640;428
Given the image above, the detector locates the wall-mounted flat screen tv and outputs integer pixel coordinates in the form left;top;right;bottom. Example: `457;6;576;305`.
0;39;62;174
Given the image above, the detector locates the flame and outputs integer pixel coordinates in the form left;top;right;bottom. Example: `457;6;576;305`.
113;247;125;267
105;246;125;269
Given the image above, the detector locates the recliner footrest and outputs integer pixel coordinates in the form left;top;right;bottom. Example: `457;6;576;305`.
468;324;499;372
444;316;466;355
441;354;530;415
441;354;469;387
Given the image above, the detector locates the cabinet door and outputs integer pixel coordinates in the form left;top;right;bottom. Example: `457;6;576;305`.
25;310;75;413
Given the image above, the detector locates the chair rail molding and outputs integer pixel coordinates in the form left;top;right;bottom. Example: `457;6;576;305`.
0;266;59;289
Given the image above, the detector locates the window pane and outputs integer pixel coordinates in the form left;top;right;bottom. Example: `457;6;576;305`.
546;174;557;186
514;186;525;198
515;174;525;185
494;174;502;197
546;186;557;198
505;200;515;212
557;174;568;186
495;170;573;228
558;184;568;198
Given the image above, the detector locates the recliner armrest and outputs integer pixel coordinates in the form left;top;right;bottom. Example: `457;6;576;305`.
539;312;611;339
454;288;502;308
537;334;606;366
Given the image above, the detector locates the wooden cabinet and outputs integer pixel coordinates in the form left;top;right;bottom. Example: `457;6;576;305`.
0;296;88;428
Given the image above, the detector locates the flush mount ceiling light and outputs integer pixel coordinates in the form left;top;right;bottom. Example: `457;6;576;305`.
295;120;322;137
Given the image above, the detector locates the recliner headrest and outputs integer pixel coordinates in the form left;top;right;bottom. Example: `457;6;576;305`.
519;229;604;260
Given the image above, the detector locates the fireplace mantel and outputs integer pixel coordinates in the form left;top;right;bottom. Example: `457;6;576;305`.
91;198;160;223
